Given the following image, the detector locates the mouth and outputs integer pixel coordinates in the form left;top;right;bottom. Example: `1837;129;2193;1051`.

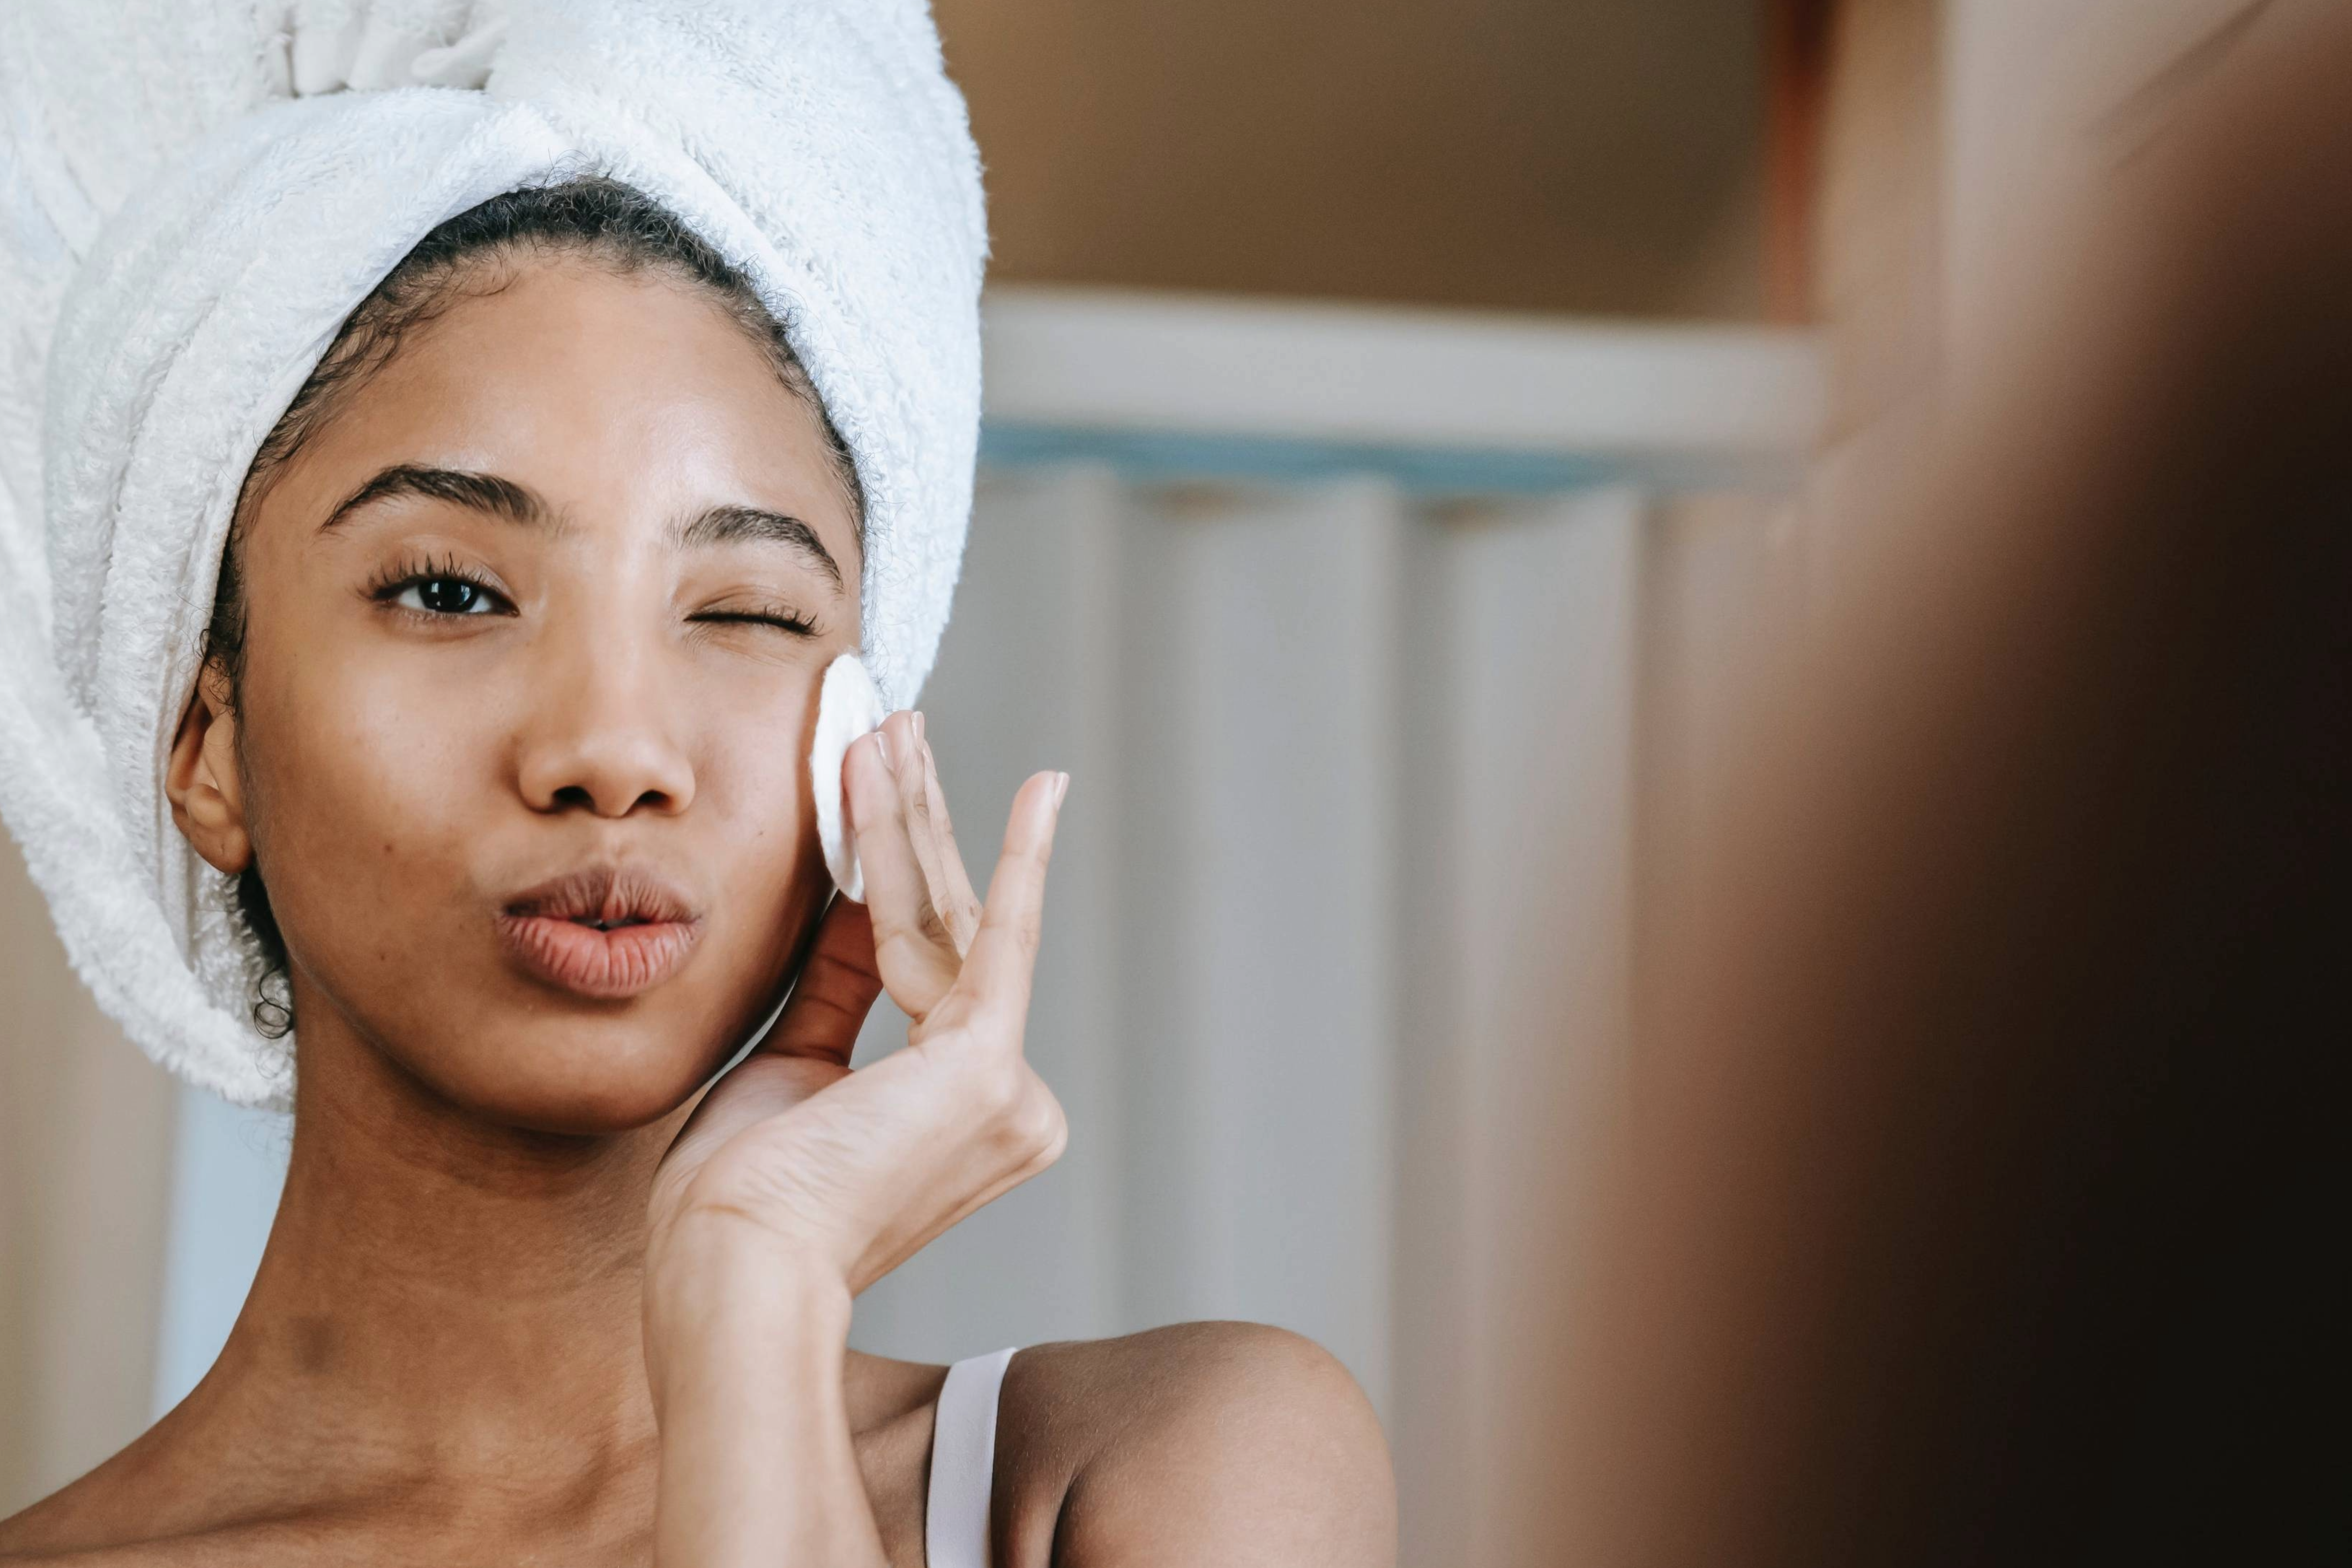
495;865;704;1000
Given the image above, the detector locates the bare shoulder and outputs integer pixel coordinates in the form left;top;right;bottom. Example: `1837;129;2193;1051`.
1;1489;230;1566
0;1463;325;1568
0;1437;181;1565
993;1322;1395;1568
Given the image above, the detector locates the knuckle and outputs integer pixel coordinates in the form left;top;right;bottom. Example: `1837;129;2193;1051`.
915;897;956;947
959;1054;1024;1120
1009;913;1043;960
1007;1075;1064;1164
1033;1095;1069;1167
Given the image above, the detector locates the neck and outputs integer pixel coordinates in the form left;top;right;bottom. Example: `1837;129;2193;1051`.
174;994;691;1509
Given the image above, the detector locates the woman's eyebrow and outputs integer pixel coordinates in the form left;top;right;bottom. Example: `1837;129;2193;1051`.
675;504;845;592
317;467;844;593
319;464;556;534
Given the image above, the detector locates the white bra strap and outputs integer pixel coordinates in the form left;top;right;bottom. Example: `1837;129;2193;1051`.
925;1346;1019;1568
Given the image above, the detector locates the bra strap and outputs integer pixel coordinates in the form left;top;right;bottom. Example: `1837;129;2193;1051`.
925;1346;1019;1568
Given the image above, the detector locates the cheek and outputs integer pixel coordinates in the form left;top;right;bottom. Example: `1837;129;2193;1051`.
691;686;828;924
239;645;503;974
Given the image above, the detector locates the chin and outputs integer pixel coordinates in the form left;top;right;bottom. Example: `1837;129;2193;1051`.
397;1001;756;1135
285;891;810;1135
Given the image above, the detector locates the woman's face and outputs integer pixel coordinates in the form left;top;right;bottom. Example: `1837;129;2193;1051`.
187;258;862;1133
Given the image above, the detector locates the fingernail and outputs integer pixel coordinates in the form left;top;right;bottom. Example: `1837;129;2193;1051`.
873;727;896;774
1052;771;1070;809
913;710;927;748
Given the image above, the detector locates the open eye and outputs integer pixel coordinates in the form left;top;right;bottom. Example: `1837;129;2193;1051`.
370;560;515;619
396;576;502;615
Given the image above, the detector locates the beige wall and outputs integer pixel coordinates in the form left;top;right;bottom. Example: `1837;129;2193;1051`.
0;837;176;1514
935;0;1769;319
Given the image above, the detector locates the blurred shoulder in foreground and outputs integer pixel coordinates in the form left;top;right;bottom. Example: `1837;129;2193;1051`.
1564;7;2350;1564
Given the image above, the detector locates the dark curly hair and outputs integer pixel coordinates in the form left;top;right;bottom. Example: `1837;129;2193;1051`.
200;174;863;1036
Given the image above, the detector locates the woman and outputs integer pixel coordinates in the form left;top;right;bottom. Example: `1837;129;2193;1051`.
0;7;1391;1565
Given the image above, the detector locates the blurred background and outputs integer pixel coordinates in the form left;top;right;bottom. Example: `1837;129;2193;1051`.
0;0;2278;1560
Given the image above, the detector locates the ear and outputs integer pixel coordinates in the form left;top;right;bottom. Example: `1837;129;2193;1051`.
166;661;253;875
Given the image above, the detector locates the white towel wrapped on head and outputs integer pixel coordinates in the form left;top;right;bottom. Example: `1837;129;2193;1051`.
0;0;985;1108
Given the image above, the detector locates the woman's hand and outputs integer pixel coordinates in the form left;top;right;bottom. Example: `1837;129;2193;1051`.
646;709;1069;1303
641;712;1066;1565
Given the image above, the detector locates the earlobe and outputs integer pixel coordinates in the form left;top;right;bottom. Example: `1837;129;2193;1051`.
165;663;252;874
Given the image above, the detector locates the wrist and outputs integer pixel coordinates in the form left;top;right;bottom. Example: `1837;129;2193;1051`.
651;1196;849;1290
644;1212;853;1415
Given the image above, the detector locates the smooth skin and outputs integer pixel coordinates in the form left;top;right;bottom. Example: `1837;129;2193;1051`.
0;259;1392;1565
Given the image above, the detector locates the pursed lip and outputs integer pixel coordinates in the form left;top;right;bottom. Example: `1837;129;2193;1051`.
495;865;704;1000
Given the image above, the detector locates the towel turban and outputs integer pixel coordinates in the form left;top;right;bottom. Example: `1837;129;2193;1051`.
0;0;986;1108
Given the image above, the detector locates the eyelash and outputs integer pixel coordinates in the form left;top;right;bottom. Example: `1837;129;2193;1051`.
366;555;514;616
690;603;824;637
365;557;823;637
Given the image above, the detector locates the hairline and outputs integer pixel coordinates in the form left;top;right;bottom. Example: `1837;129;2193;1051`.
231;242;865;553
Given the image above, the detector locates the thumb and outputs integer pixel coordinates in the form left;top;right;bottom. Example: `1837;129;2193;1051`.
761;895;886;1066
657;898;881;1186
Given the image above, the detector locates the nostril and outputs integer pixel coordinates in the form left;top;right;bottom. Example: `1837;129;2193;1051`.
544;784;678;816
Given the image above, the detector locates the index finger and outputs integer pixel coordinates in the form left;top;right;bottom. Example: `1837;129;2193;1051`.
955;770;1069;1025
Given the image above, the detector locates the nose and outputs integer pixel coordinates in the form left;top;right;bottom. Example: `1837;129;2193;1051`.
514;634;696;819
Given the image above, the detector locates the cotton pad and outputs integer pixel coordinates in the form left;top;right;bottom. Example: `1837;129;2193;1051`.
809;652;888;902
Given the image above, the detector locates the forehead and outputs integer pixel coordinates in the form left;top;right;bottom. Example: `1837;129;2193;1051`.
265;258;861;567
